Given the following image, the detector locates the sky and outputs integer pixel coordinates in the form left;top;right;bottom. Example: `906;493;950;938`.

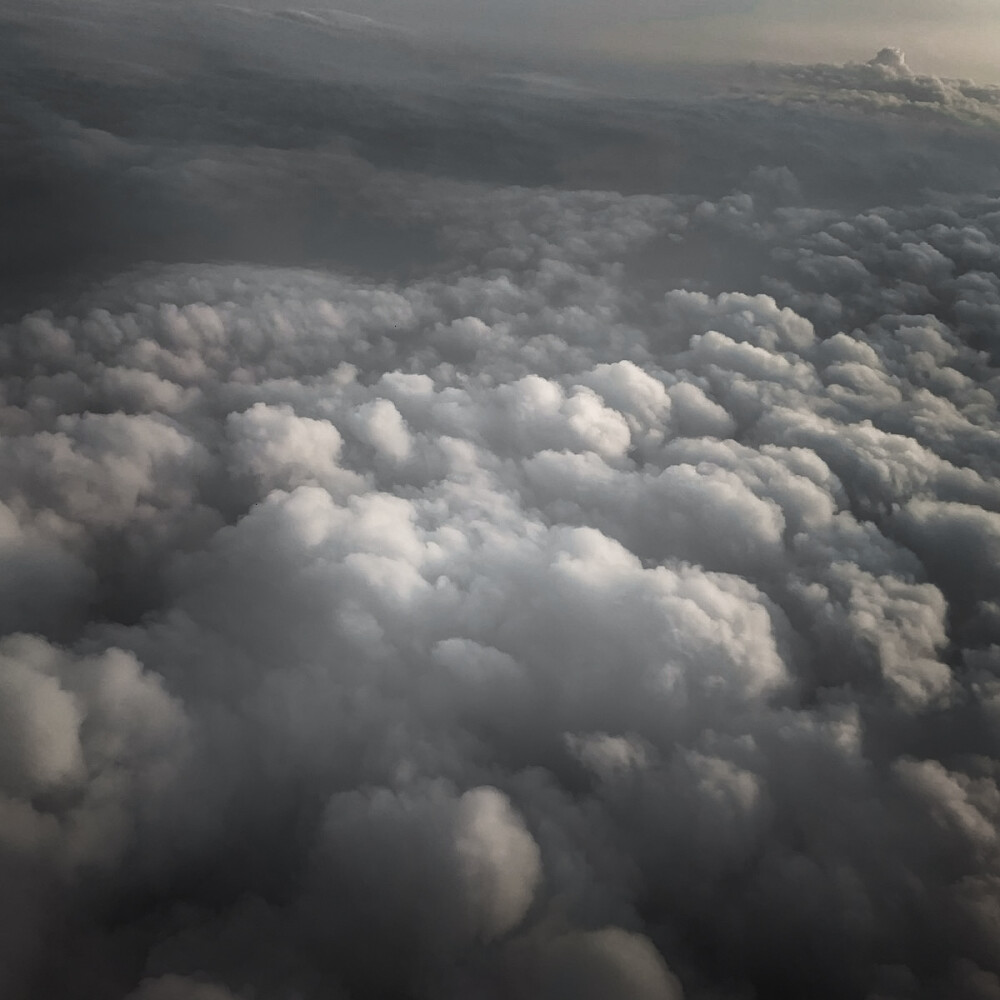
2;2;1000;1000
232;0;1000;81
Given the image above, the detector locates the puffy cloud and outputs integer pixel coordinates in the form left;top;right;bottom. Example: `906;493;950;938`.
227;402;364;497
2;10;1000;1000
514;925;685;1000
454;786;543;939
125;977;244;1000
748;47;1000;126
0;634;188;868
2;198;998;994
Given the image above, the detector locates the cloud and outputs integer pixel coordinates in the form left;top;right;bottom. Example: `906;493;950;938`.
745;46;1000;124
125;977;244;1000
2;9;1000;999
2;195;997;993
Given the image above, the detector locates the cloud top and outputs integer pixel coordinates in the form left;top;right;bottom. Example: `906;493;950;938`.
1;18;1000;1000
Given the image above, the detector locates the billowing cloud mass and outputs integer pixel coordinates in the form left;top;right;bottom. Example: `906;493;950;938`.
2;3;1000;999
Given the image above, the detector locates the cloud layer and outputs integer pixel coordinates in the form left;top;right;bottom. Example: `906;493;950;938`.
2;7;1000;1000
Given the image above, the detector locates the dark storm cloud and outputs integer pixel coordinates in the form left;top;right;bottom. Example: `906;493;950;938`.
2;4;1000;1000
